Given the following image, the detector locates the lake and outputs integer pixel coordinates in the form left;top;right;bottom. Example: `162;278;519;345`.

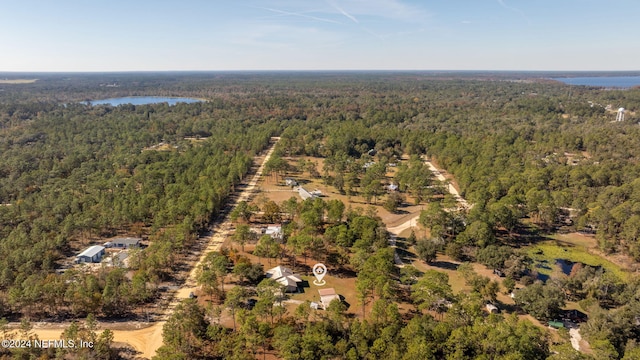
88;96;203;106
552;76;640;88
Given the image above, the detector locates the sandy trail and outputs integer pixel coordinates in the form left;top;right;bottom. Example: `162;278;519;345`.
385;158;470;266
569;328;581;351
14;137;280;359
386;157;470;237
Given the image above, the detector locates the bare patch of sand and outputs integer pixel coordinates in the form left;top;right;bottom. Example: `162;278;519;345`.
0;79;38;84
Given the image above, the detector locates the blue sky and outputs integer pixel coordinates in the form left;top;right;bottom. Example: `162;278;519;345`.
1;0;638;71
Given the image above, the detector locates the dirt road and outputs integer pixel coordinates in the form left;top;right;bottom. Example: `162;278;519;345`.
387;158;470;236
11;137;280;359
385;157;470;265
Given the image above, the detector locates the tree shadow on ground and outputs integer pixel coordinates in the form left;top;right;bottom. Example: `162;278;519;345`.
428;261;460;271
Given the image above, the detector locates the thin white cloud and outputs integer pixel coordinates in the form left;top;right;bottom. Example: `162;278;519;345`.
335;5;359;24
342;0;430;22
255;6;341;24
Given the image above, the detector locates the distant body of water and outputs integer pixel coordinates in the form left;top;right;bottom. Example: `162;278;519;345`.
88;96;203;106
552;76;640;88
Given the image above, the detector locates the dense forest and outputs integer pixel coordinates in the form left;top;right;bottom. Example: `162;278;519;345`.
1;72;639;359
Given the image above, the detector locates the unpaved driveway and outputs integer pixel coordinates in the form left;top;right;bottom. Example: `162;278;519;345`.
11;137;280;359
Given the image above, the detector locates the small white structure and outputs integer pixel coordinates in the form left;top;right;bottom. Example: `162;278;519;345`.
298;187;318;201
265;266;302;293
310;189;323;197
265;224;283;240
387;183;399;192
285;178;298;186
310;302;321;310
486;303;499;314
616;107;625;122
318;288;341;309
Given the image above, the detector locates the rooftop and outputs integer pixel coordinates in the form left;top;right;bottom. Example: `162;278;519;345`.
77;245;105;258
110;237;141;245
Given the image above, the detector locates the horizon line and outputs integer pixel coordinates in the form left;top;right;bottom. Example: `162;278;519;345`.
2;69;640;75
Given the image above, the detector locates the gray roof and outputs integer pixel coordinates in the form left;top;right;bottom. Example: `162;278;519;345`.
298;187;316;200
110;237;141;245
77;245;105;258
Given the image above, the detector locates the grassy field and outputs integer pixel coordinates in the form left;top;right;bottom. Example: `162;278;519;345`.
527;238;628;280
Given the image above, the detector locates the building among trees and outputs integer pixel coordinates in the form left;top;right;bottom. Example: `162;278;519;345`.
76;245;106;263
103;237;141;249
298;187;318;200
265;265;302;292
318;288;340;309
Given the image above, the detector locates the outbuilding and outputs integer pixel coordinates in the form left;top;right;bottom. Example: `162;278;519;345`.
76;245;106;263
298;187;318;201
265;224;283;240
485;303;499;314
285;178;298;186
318;288;341;309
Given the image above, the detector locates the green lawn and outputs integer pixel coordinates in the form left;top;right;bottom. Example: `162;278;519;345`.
288;274;359;313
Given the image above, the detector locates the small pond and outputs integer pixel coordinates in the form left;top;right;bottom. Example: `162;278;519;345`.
556;259;575;275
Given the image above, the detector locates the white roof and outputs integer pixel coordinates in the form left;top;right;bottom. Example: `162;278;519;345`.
266;265;294;279
320;288;340;307
77;245;105;258
276;276;299;289
265;225;282;235
298;187;318;200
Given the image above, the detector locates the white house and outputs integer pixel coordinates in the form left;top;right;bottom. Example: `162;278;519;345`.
265;266;302;293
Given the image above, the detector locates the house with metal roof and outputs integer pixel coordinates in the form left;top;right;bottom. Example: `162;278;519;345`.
298;187;317;201
76;245;106;263
103;237;141;249
318;288;341;309
265;265;302;292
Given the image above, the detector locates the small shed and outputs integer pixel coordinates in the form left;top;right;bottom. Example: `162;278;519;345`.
548;321;565;329
319;288;341;309
76;245;106;263
285;178;298;186
265;224;283;240
485;303;499;314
